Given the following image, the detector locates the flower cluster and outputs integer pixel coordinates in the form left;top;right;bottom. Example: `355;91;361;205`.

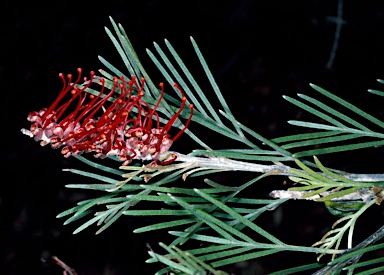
21;68;194;165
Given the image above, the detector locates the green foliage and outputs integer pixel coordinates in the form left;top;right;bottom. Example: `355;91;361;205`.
50;16;384;274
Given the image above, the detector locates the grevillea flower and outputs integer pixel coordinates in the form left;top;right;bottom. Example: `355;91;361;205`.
21;68;194;165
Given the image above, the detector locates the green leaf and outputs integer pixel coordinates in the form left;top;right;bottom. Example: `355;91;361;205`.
98;55;128;80
133;218;197;233
211;248;280;268
190;37;244;137
281;133;362;150
296;93;370;131
168;194;247;242
269;263;323;275
357;266;384;275
272;130;341;144
310;83;384;129
126;194;208;203
73;213;104;234
147;251;192;274
220;110;291;156
63;209;93;225
193;189;285;245
74;155;123;176
164;39;210;116
124;209;191;216
104;27;135;78
95;202;130;235
283;95;347;128
327;243;384;265
62;168;119;184
344;256;384;270
293;139;384;158
368;89;384;97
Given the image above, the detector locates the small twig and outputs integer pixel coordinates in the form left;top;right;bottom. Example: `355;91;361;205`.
42;256;78;275
312;225;384;274
326;0;346;69
269;188;375;202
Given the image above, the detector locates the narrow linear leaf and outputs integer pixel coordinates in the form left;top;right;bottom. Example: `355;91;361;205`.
269;263;323;275
310;83;384;129
123;210;191;216
191;37;244;137
147;251;192;274
344;256;384;270
104;27;135;77
168;194;251;243
95;202;130;235
134;218;197;233
211;249;280;268
62;169;119;184
74;155;123;176
282;133;361;150
368;89;384;97
63;209;93;225
356;266;384;275
73;214;103;234
164;39;209;116
196;247;255;262
297;93;370;131
194;189;285;245
273;130;341;144
283;95;346;128
98;55;128;80
293;139;384;158
220;110;291;156
328;243;384;265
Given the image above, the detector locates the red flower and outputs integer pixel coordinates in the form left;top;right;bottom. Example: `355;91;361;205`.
21;69;194;165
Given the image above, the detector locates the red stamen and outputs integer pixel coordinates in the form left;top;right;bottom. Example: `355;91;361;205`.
146;82;164;131
163;83;187;133
41;68;82;125
172;103;194;142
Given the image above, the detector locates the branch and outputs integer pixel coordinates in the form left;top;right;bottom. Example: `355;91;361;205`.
173;152;289;174
172;152;384;182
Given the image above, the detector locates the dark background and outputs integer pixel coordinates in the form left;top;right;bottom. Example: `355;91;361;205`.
2;1;384;274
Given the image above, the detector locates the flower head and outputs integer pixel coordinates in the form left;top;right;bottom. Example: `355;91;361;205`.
21;69;194;165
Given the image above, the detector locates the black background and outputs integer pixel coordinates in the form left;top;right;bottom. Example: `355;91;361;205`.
2;1;384;274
